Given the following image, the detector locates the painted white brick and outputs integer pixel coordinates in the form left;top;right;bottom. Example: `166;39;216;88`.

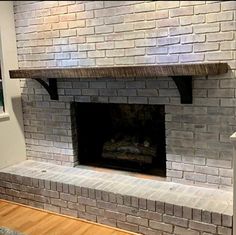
194;43;219;52
135;38;156;47
221;22;236;32
69;20;85;28
219;168;233;177
86;36;104;43
105;15;124;25
125;13;146;24
195;165;218;176
115;40;134;49
95;5;133;18
88;50;105;58
181;34;205;44
206;12;234;23
115;57;134;65
79;58;95;67
146;47;168;55
114;23;134;32
59;13;76;22
170;6;194;17
174;226;199;235
195;3;221;14
157;55;179;64
77;27;94;36
135;56;156;64
207;159;232;169
206;52;233;61
189;221;216;233
180;54;204;63
163;215;188;228
134;21;156;30
221;1;236;11
76;11;94;20
180;15;205;26
222;214;233;227
157;18;179;28
156;1;180;10
68;4;84;13
220;177;232;186
85;1;103;10
194;23;220;33
78;43;95;51
126;215;148;227
167;169;183;178
44;15;59;23
50;6;67;15
207;32;234;42
134;2;156;13
150;220;173;233
170;26;193;36
52;22;68;30
95;25;113;34
106;49;124;57
106;33;124;41
60;45;77;52
60;29;76;37
96;42;114;50
169;45;192;54
145;10;169;20
172;163;194;172
218;226;232;235
125;48;145;56
157;37;180;46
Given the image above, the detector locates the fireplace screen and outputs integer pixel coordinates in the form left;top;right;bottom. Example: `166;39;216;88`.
72;103;166;176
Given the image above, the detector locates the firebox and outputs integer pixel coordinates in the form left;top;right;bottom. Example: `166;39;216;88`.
72;102;166;176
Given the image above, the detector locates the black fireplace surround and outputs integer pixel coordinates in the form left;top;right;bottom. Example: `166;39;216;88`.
72;102;166;176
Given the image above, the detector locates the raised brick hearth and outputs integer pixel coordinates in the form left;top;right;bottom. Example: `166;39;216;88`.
0;160;233;235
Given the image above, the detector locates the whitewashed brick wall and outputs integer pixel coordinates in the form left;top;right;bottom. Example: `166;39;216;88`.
13;1;236;189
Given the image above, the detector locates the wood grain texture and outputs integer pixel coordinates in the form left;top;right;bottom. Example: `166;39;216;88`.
0;200;135;235
9;63;229;79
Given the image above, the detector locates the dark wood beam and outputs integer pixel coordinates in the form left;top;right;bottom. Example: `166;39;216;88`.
9;63;228;79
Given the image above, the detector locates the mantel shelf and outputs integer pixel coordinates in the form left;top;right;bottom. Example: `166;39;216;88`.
9;63;229;104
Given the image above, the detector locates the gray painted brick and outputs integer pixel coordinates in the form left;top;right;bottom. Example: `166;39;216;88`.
189;221;217;233
117;221;139;233
78;196;96;207
149;220;173;233
163;215;188;228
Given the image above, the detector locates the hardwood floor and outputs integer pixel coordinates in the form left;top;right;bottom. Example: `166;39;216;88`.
0;200;136;235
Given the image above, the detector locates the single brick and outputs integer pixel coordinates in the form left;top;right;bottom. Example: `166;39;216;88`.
117;221;139;233
174;226;200;235
149;220;173;233
127;215;148;227
138;209;162;221
163;214;188;228
218;226;232;235
189;221;217;233
222;214;233;227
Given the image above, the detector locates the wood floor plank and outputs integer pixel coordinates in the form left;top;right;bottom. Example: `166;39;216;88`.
0;200;136;235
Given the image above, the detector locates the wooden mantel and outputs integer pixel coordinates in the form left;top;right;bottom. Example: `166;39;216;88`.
9;63;229;104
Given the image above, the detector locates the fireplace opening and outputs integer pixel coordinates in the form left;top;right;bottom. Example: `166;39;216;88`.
72;102;166;176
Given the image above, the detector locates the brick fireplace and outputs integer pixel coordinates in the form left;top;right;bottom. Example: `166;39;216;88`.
13;1;236;190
